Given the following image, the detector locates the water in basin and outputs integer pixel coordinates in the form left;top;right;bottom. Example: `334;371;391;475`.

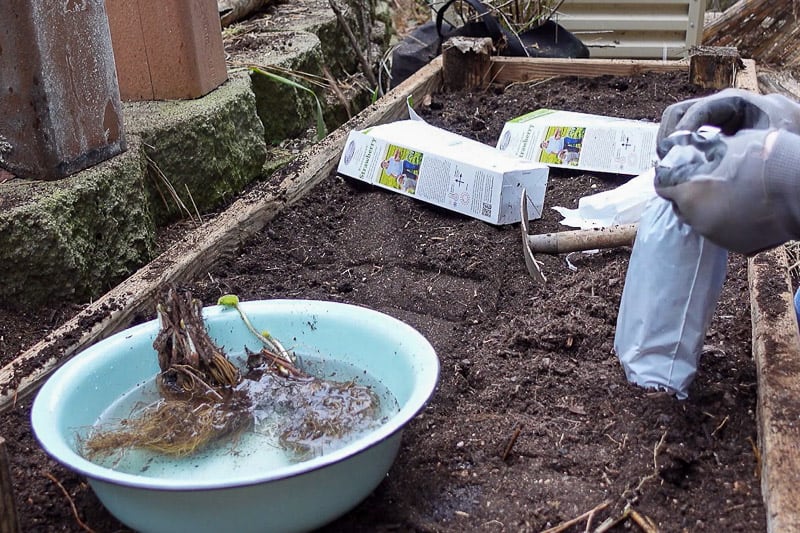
82;353;399;480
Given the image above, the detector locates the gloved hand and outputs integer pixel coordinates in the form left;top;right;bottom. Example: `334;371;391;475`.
654;128;800;255
656;89;800;157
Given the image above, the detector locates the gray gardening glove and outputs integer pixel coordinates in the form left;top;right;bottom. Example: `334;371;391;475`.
654;128;800;255
656;89;800;157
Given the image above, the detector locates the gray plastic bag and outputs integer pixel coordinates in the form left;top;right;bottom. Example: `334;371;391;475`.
614;195;728;399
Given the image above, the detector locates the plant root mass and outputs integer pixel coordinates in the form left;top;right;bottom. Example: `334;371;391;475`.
82;286;383;465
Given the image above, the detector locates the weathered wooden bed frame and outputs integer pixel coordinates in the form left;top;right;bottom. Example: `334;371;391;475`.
2;51;797;532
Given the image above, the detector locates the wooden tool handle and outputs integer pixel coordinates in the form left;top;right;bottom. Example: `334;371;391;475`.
526;223;638;254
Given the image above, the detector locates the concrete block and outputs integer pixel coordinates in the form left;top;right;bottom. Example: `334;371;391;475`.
265;0;389;79
0;138;154;308
224;0;389;143
0;0;126;180
233;31;325;144
106;0;228;101
271;0;362;77
124;73;267;223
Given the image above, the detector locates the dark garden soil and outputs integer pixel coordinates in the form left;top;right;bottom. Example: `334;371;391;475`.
0;71;767;532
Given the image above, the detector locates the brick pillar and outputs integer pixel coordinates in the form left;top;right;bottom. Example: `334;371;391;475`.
106;0;228;101
0;0;126;181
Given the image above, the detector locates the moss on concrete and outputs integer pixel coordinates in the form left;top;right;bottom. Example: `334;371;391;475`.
125;73;267;224
239;31;327;145
0;139;154;309
230;0;387;145
0;1;395;310
267;0;389;79
297;0;367;77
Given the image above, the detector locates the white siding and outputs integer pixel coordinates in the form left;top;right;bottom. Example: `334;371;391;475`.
555;0;707;58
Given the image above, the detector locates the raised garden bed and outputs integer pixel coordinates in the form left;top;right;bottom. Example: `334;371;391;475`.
2;55;799;532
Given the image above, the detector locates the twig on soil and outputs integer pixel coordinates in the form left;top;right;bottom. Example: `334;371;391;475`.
726;501;761;513
633;430;668;493
540;500;610;533
43;471;95;533
597;432;668;533
595;507;630;533
711;414;729;436
594;505;658;533
604;432;627;450
629;508;658;533
747;436;762;479
501;423;522;461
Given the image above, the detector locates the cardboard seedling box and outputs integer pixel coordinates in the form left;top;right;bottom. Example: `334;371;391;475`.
497;109;659;175
336;118;549;225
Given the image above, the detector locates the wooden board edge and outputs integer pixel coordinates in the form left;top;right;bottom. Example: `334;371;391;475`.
0;57;445;414
736;58;759;92
748;247;800;533
736;56;800;533
489;56;690;85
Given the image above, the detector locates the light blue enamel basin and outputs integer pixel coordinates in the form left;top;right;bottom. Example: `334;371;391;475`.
31;300;439;533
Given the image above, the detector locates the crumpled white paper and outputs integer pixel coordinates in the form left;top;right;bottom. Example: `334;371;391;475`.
552;168;656;229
